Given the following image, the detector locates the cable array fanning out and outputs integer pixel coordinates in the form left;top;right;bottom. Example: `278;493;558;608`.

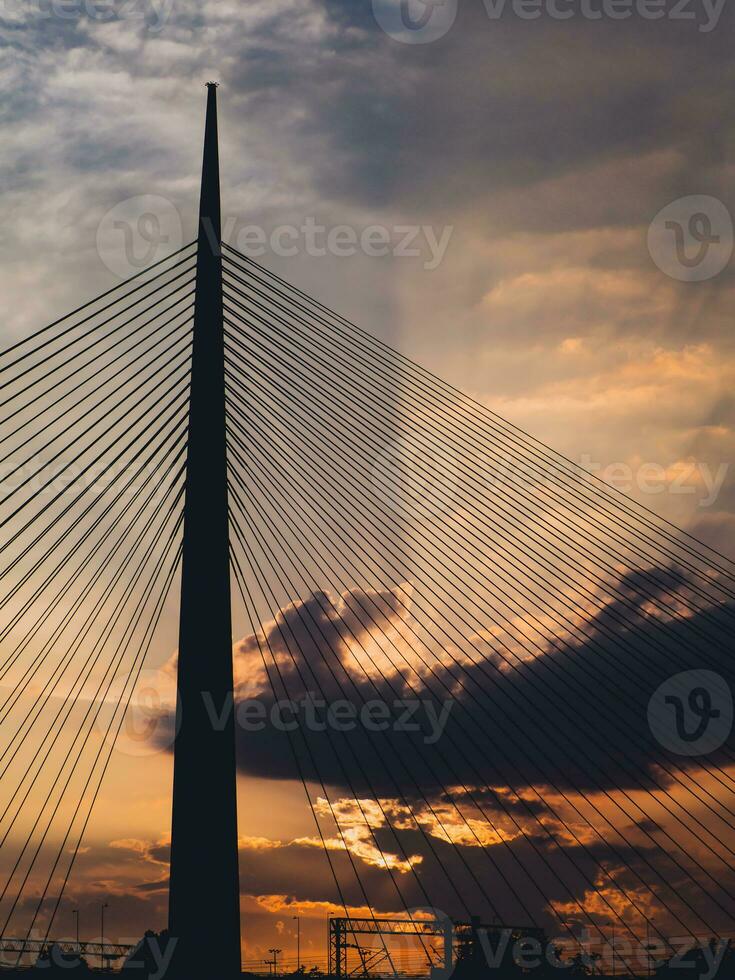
222;243;735;974
0;244;196;958
0;237;733;976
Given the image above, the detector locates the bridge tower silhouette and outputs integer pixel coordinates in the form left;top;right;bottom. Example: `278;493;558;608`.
168;83;241;978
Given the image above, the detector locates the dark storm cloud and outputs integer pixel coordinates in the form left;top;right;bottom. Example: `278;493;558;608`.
225;0;735;228
155;571;734;797
6;0;735;369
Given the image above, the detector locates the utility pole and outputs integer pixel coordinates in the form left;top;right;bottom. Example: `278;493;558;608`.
168;83;241;979
269;948;282;975
100;903;108;971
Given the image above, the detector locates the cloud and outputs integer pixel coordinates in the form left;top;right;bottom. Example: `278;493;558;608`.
150;569;734;803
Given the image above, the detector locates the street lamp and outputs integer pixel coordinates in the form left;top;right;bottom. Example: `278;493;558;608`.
72;909;79;950
293;916;300;973
100;903;109;971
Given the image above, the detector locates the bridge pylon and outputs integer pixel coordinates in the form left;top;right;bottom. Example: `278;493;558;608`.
167;82;241;979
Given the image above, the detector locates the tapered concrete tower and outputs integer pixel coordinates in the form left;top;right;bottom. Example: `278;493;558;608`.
168;83;241;979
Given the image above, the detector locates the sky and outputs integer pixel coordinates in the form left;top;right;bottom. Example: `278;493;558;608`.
1;0;735;971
